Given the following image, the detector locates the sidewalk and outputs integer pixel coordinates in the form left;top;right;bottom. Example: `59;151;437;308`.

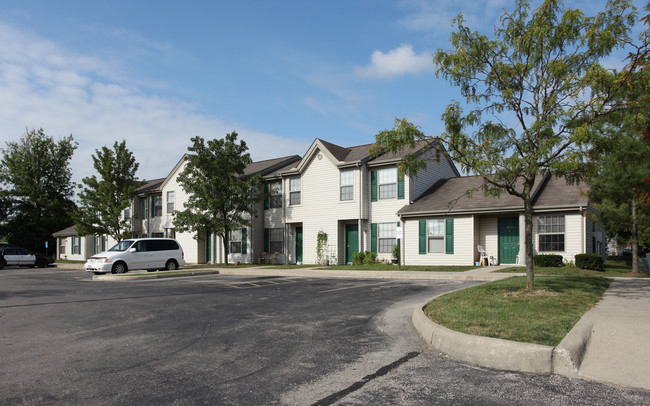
573;278;650;390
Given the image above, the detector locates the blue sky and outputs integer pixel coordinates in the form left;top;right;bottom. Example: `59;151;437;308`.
0;0;645;183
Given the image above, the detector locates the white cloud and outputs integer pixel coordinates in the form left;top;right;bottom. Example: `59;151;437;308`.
0;22;307;186
355;45;432;79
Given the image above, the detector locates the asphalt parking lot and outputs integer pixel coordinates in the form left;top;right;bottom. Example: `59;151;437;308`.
1;267;649;405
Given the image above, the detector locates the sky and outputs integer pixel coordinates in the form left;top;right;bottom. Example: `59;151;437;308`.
0;0;646;184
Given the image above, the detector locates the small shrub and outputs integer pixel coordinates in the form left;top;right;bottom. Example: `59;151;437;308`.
534;254;564;267
352;251;365;265
575;254;604;271
363;251;377;265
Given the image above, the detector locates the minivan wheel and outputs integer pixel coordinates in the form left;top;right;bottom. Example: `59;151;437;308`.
111;262;128;274
165;260;178;271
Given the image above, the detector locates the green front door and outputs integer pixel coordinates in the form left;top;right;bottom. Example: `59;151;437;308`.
295;227;303;263
499;218;520;264
346;224;359;264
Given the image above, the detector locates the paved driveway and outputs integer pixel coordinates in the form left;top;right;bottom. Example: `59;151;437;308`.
1;268;649;405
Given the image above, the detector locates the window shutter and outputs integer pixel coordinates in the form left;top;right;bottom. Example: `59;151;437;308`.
264;228;270;252
371;170;378;202
397;169;405;200
445;218;454;254
370;223;377;253
264;183;269;210
242;228;247;255
419;220;426;255
371;223;378;253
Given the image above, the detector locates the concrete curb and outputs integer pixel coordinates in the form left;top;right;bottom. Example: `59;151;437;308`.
412;295;595;376
92;270;221;281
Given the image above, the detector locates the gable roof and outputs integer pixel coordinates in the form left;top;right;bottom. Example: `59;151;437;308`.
136;178;165;195
398;174;589;216
289;137;445;174
53;225;78;237
243;155;301;177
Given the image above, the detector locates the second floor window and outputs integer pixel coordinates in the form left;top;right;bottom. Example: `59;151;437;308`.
167;191;175;213
378;168;397;199
270;181;282;208
340;170;353;201
123;208;131;220
152;196;163;217
289;178;301;205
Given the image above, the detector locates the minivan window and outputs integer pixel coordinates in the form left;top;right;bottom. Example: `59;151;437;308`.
109;240;135;252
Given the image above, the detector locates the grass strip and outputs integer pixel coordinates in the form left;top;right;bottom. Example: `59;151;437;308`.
324;264;476;272
424;275;611;346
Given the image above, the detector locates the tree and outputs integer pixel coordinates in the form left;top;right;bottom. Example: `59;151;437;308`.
589;128;650;273
74;141;140;242
373;0;642;291
174;132;263;265
585;3;650;272
0;129;77;252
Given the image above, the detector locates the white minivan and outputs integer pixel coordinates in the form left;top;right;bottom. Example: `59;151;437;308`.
85;238;185;275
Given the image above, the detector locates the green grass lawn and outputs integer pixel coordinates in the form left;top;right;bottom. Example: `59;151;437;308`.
425;275;611;346
497;257;649;278
324;264;477;272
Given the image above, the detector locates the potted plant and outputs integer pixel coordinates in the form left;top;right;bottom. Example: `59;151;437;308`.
392;244;400;265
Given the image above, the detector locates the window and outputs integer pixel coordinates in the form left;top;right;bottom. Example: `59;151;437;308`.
378;223;396;253
289;178;301;205
123;208;131;220
268;228;283;253
378;168;397;199
230;229;242;254
167;191;175;213
141;198;148;219
538;215;565;252
151;232;164;238
59;240;65;255
340;170;354;201
153;196;163;217
427;219;445;253
73;237;81;255
270;181;282;208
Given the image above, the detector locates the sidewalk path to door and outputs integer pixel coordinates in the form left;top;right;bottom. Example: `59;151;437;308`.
576;278;650;390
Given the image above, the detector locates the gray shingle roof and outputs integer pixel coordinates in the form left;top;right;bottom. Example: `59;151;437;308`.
243;155;301;177
398;174;589;216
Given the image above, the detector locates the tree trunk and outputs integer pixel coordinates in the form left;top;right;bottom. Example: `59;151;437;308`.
632;197;639;274
222;233;229;265
524;196;535;292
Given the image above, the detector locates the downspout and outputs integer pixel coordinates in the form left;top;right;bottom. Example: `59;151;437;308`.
358;162;363;255
399;214;405;266
283;177;288;265
581;206;586;254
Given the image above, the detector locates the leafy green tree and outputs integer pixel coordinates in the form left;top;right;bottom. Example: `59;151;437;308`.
174;132;263;265
0;129;77;252
74;141;140;242
589;129;650;273
373;0;642;291
586;3;650;272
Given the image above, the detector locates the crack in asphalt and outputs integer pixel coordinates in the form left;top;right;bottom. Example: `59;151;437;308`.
311;351;421;406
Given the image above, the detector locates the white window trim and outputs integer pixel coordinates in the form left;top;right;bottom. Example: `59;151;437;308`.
378;168;397;200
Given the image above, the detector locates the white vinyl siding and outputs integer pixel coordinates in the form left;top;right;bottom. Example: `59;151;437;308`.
404;215;474;265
